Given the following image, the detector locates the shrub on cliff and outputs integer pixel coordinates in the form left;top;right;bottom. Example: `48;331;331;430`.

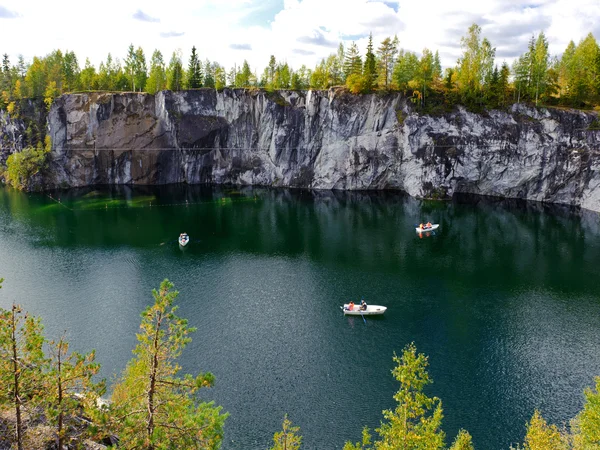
2;136;50;190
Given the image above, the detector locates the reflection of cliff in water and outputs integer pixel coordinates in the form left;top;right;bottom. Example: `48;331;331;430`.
0;184;599;297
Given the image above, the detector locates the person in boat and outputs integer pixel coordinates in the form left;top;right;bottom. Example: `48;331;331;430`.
348;301;354;311
426;222;432;228
419;223;424;229
360;299;367;311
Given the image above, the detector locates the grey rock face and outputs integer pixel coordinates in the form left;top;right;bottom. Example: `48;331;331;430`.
0;109;26;166
3;89;600;211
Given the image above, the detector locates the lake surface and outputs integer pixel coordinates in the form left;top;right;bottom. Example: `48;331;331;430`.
1;184;600;449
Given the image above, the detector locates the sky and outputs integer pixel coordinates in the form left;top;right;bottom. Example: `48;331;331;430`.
1;0;599;74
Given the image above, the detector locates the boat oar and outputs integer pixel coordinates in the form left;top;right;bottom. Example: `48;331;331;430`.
360;310;366;324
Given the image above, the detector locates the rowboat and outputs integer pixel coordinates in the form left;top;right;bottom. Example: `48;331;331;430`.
178;233;189;247
341;304;387;316
415;224;439;233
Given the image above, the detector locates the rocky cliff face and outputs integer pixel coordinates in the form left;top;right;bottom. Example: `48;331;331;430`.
2;89;600;211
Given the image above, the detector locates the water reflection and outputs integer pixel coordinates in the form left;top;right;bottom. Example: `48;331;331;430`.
1;185;600;449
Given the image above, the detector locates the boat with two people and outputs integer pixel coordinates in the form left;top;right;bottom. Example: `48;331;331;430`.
416;222;439;233
341;299;387;316
178;232;190;247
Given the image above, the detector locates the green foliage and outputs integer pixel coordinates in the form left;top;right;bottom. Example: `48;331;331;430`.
449;429;474;450
456;24;495;108
3;142;50;190
187;46;203;89
270;414;302;450
377;36;399;90
343;427;373;450
44;334;105;449
519;410;567;450
109;279;227;449
346;73;365;94
572;377;600;448
167;51;185;91
374;342;445;449
146;50;167;95
344;42;363;79
0;304;46;450
363;34;377;91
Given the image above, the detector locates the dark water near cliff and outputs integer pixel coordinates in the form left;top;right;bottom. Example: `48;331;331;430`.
1;185;600;449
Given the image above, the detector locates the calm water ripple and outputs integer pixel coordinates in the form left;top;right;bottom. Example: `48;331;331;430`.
1;185;600;449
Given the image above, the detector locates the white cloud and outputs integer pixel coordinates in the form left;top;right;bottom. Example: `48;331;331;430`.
1;0;599;76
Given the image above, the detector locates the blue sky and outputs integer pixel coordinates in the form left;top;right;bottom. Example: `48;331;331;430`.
1;0;599;74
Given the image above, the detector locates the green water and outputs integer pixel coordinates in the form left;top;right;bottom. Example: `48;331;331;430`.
1;184;600;449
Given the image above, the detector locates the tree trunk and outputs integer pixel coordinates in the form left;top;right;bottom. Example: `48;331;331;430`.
11;306;23;450
146;311;163;450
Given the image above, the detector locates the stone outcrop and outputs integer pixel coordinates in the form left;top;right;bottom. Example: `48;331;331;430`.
2;89;600;211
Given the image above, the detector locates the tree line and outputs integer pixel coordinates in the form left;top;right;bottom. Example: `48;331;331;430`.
1;24;600;115
1;276;600;449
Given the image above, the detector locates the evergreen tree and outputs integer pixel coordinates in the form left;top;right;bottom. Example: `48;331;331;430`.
343;427;373;450
572;377;600;448
374;343;445;449
363;33;377;92
270;414;302;450
344;42;362;79
519;410;566;450
187;46;202;89
449;430;474;450
1;54;12;98
44;334;105;449
376;36;398;90
109;279;227;449
79;58;97;91
0;304;46;450
236;60;252;88
167;51;184;91
204;59;215;88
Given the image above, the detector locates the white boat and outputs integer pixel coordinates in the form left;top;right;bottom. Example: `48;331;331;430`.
341;304;387;316
415;224;439;233
178;233;189;247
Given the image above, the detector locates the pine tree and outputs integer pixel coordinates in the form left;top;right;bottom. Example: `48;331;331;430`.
520;410;566;450
376;36;398;90
44;334;105;449
344;42;363;79
270;414;302;450
374;343;445;449
363;34;377;92
167;51;184;91
571;377;600;448
0;304;46;450
204;59;215;88
187;46;202;89
109;279;227;449
449;429;474;450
